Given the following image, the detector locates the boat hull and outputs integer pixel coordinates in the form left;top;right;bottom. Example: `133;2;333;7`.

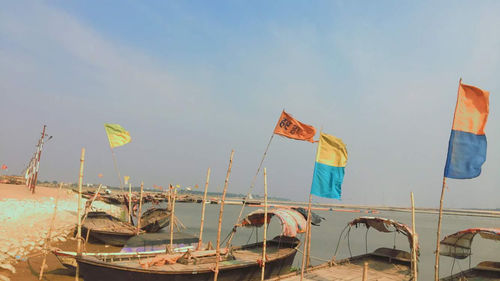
77;239;298;281
78;251;296;281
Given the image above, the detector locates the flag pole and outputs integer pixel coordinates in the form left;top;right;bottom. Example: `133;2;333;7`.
75;148;85;281
411;192;418;281
434;78;462;281
198;168;211;250
109;146;124;193
214;150;234;281
260;167;269;281
300;193;312;280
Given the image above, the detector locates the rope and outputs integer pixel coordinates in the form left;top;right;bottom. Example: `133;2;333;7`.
295;247;331;263
226;133;274;247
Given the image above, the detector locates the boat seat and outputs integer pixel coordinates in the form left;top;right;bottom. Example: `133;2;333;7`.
371;247;411;263
476;261;500;272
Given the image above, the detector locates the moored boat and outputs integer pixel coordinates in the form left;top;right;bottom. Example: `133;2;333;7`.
269;216;419;281
82;211;139;246
140;208;171;233
76;208;306;281
439;228;500;280
53;232;199;271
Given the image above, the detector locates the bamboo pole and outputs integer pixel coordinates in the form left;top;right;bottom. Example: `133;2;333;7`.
198;168;211;250
39;182;63;280
260;168;269;281
362;262;368;281
213;150;234;281
128;182;132;224
306;197;313;268
435;78;462;281
75;148;85;281
81;184;103;225
411;192;418;281
300;193;313;280
137;181;144;232
169;187;177;251
434;177;446;281
226;133;275;248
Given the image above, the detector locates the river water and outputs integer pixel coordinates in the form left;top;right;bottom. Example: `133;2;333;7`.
167;202;499;280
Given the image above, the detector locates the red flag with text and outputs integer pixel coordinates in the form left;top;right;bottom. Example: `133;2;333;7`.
273;111;316;143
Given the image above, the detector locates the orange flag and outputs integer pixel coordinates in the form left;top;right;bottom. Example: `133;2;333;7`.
273;111;316;143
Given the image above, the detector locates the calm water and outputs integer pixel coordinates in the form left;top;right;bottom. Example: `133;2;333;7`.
160;202;499;280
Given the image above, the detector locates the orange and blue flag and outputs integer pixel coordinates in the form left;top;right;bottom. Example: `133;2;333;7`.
444;81;489;179
311;133;347;199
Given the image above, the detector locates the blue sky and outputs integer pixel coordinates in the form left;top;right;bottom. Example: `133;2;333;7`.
1;0;499;208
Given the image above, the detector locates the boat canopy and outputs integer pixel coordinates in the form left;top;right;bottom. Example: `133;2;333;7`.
440;228;500;259
348;217;418;251
237;208;307;237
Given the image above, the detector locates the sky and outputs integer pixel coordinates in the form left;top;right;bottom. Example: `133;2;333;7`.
0;0;499;208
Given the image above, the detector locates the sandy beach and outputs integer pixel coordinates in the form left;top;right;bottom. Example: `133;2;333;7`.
0;184;121;281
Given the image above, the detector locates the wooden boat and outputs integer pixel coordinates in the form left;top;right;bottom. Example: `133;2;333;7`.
439;228;500;280
76;208;306;281
270;216;419;281
53;232;199;271
140;208;171;233
82;211;139;246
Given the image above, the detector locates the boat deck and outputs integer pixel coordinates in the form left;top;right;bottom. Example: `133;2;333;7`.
440;261;500;281
274;255;412;281
102;244;294;272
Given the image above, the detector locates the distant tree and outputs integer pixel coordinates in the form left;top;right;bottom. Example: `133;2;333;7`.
52;180;57;184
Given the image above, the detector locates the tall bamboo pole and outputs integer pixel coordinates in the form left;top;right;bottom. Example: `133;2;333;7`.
213;150;234;281
75;148;85;281
198;168;211;250
39;182;63;280
411;192;418;281
137;182;144;232
169;187;177;251
128;182;132;224
434;177;446;281
435;78;462;281
260;168;269;281
300;193;313;280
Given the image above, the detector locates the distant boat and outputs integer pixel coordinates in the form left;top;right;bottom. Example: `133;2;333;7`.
439;228;500;280
270;216;419;281
76;208;305;281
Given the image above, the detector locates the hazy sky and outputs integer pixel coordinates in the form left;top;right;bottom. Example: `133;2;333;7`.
1;1;499;208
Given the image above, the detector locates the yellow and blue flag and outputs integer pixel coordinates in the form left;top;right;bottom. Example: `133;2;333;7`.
311;132;347;199
444;82;489;179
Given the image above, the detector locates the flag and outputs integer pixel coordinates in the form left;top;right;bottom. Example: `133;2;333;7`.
444;82;489;179
124;176;130;185
104;123;131;148
274;111;316;143
1;165;7;170
311;132;347;199
98;173;103;178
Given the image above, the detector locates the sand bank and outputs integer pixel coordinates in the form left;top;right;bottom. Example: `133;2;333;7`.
0;184;121;281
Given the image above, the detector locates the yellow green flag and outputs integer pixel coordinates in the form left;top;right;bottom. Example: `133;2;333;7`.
104;123;131;148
